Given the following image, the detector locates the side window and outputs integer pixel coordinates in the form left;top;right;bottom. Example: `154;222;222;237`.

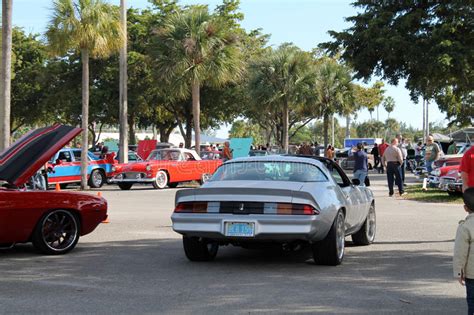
73;150;81;161
325;161;348;187
58;151;72;162
184;153;196;161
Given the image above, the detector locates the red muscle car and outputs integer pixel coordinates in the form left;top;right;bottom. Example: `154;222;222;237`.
110;148;222;190
0;124;108;254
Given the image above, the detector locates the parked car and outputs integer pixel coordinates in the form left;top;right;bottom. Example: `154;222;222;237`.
200;150;222;160
338;150;375;170
48;148;114;188
0;124;108;254
171;155;376;265
429;164;459;188
110;148;222;190
438;165;463;196
249;150;269;157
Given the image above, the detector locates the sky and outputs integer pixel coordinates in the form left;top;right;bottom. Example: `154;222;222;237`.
7;0;448;138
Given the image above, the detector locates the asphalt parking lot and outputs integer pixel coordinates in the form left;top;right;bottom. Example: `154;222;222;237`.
0;173;467;314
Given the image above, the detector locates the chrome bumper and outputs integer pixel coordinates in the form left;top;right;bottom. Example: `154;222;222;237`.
171;213;330;242
109;178;155;183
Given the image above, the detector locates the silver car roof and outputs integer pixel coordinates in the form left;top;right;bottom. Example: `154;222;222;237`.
226;155;326;168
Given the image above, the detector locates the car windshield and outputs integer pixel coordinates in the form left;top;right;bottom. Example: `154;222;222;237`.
210;161;328;182
147;150;181;161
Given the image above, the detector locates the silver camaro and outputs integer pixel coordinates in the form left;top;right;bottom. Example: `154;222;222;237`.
171;155;376;265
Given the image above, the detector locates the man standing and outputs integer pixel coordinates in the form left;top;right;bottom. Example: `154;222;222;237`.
353;143;368;186
460;145;474;192
223;141;233;162
382;138;405;197
424;136;441;173
397;135;408;184
378;139;389;174
371;143;380;170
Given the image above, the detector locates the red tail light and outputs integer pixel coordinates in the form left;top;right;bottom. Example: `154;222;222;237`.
276;203;319;215
174;202;208;213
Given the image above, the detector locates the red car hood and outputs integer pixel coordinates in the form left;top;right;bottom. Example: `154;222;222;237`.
0;124;81;186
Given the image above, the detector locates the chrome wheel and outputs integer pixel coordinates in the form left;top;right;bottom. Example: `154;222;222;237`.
153;170;168;189
31;210;80;254
89;169;105;188
366;205;376;242
336;212;345;261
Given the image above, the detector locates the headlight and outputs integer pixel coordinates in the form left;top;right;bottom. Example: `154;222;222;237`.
111;166;116;172
146;165;151;171
432;169;441;176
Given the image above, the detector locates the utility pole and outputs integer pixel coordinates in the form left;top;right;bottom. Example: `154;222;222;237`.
331;115;335;146
0;0;12;151
119;0;128;163
426;99;429;139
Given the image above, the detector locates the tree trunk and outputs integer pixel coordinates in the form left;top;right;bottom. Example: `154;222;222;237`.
192;80;201;154
422;98;425;141
128;112;136;145
345;115;351;138
282;101;289;153
80;50;90;190
0;0;13;151
185;103;192;148
323;114;329;156
118;0;128;163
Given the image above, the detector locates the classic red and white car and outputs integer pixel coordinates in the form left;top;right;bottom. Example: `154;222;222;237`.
110;148;222;190
0;124;108;254
438;165;463;196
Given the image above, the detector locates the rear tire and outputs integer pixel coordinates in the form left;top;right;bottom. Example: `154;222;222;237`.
89;169;105;188
312;210;345;266
183;236;218;261
168;182;179;188
351;203;376;245
31;210;80;255
118;183;133;190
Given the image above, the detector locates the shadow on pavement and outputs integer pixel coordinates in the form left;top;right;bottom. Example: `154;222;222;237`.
0;238;464;314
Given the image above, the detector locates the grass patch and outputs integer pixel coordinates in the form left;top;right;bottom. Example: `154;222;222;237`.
403;184;463;204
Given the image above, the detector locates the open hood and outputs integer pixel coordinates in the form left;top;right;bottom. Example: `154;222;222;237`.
0;124;82;186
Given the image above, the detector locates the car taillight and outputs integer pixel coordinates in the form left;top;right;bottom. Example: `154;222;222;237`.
174;202;208;213
275;203;319;215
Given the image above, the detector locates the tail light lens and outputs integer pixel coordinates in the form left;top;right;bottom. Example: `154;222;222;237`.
275;203;319;215
174;202;208;213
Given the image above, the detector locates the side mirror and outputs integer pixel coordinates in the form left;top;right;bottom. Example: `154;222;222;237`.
351;178;360;186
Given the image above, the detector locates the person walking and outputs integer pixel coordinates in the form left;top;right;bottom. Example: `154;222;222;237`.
453;188;474;315
371;143;380;169
382;138;405;197
424;135;441;174
378;139;389;174
326;145;334;160
223;141;233;162
353;143;368;186
460;145;474;192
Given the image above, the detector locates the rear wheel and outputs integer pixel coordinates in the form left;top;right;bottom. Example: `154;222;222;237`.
183;236;218;261
168;182;179;188
152;170;168;189
32;210;80;255
89;169;105;188
118;183;133;190
312;210;345;266
199;173;212;185
351;203;376;245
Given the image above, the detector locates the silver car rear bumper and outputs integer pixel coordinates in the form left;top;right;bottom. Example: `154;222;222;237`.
171;213;331;242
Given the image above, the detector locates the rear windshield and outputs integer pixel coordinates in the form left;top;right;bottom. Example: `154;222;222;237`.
210;161;328;182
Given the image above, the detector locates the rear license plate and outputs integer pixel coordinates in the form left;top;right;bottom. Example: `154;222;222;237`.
225;222;255;237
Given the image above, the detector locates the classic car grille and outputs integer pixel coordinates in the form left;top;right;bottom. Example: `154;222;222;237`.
220;202;264;214
440;177;455;185
122;172;146;179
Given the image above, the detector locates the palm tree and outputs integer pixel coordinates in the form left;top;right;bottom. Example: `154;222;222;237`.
248;45;314;152
46;0;123;189
383;96;395;118
0;0;13;151
313;58;354;153
153;6;243;155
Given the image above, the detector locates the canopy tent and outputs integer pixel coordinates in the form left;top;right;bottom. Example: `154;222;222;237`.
449;127;474;143
431;132;452;143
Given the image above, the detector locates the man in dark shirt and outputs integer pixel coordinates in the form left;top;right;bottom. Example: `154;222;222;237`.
371;143;380;169
353;143;368;186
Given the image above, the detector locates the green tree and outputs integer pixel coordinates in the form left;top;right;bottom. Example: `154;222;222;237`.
313;58;354;152
384;118;400;140
383;96;395;118
152;5;243;154
248;44;315;152
356;120;385;138
229;120;263;144
46;0;123;189
321;1;473;126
